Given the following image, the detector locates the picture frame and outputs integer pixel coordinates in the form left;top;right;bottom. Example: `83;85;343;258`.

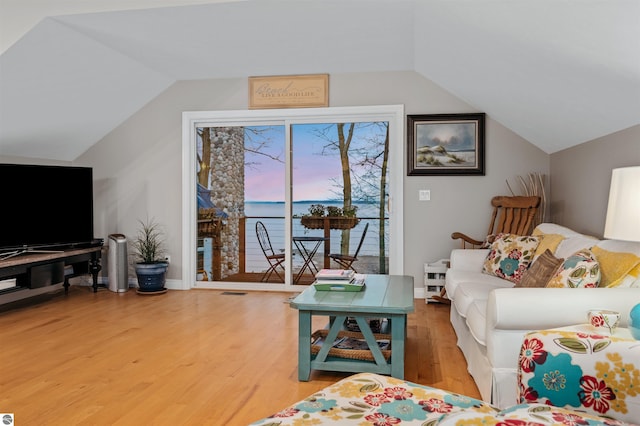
407;113;485;176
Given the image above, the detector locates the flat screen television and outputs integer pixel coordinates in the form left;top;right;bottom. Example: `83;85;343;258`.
0;163;98;255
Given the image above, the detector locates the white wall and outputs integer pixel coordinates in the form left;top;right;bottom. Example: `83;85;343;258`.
78;71;550;288
550;124;640;237
0;156;71;166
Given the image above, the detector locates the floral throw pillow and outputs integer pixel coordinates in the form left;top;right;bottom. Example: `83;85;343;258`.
546;248;601;288
482;233;540;284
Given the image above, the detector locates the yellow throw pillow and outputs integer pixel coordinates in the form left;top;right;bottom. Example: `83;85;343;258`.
592;246;640;287
532;233;565;260
546;249;601;288
614;263;640;287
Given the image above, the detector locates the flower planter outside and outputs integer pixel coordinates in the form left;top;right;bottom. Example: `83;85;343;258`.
300;216;360;230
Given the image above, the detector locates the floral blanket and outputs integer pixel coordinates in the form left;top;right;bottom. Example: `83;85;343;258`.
250;372;636;425
518;325;640;425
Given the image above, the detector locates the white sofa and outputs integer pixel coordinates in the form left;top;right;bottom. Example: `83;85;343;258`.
445;223;640;408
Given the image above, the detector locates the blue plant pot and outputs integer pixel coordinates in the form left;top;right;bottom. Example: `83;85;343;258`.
629;303;640;340
135;262;168;292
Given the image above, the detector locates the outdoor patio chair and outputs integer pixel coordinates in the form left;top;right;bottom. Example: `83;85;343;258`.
328;223;369;272
256;221;285;282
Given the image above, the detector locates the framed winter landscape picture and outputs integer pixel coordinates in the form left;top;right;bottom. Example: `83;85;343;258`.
407;113;485;176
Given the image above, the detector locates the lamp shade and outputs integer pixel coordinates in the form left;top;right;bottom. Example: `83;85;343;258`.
603;166;640;241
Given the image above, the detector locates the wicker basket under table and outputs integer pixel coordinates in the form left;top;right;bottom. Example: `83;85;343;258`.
310;329;392;362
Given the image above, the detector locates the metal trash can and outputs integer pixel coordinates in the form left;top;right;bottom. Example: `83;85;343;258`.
108;234;128;292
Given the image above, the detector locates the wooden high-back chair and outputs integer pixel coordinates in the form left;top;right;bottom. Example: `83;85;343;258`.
451;195;541;249
433;195;541;304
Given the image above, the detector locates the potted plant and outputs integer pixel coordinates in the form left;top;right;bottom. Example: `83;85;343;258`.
343;205;358;218
330;204;359;229
132;218;169;293
308;204;326;217
326;205;343;217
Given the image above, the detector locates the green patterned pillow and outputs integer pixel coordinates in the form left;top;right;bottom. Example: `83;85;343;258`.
482;233;540;284
546;248;601;288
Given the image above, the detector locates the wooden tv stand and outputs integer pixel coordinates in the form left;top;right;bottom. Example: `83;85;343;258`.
0;245;103;305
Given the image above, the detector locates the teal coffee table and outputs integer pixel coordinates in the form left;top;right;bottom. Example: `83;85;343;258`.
290;274;414;381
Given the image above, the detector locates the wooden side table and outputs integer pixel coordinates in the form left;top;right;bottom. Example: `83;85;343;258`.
424;259;449;304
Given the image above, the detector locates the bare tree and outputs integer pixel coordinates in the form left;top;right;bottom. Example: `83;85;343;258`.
343;122;389;273
197;126;284;189
316;122;389;270
197;128;211;187
336;123;355;254
378;125;389;273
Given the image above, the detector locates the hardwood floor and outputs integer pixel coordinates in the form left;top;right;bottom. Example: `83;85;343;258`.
0;286;480;425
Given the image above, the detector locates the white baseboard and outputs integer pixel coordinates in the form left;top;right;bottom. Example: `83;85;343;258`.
77;277;427;295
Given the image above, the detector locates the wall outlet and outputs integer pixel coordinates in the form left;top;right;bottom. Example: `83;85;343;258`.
419;189;431;201
164;255;171;264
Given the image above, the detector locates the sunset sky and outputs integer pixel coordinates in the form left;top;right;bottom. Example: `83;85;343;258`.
245;124;348;202
200;122;385;202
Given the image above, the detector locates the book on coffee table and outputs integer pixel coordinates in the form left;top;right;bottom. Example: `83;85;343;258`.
315;269;355;281
313;274;366;291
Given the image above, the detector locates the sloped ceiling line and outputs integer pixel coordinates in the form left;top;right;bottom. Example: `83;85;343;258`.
1;0;639;161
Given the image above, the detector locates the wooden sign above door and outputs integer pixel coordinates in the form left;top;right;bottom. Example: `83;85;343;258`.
248;74;329;109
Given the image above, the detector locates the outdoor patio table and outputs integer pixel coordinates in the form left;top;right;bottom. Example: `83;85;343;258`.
292;236;326;284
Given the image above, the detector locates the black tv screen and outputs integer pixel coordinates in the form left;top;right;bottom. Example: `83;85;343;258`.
0;163;95;252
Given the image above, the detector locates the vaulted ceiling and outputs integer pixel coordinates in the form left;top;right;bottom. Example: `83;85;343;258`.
1;0;638;161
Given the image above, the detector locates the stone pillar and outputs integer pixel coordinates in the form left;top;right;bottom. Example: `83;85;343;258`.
208;127;245;278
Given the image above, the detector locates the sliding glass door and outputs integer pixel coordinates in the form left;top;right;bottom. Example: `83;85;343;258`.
290;122;390;285
195;125;286;283
182;106;404;291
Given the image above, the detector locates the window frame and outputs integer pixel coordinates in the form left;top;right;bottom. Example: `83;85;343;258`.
181;105;405;291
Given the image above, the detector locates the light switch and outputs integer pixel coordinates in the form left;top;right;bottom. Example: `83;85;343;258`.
419;190;431;201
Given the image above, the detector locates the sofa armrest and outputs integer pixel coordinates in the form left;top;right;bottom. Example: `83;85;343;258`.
485;287;640;370
487;288;639;330
450;248;490;272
